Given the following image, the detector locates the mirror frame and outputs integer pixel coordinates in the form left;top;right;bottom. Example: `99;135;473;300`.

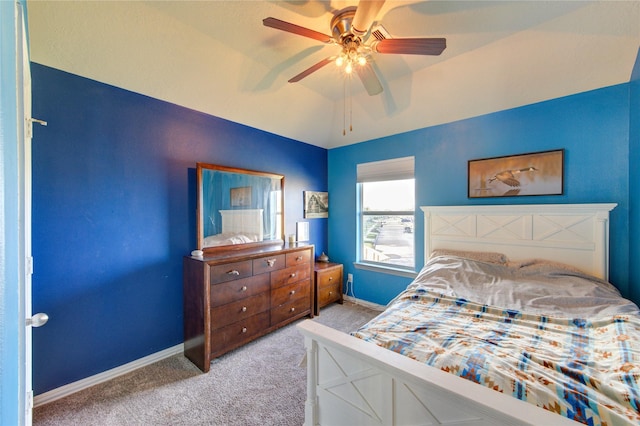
196;163;285;253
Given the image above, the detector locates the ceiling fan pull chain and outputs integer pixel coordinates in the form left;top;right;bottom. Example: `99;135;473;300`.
343;78;347;136
349;77;353;132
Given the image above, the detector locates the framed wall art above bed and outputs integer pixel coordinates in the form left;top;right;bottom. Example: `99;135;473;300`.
468;149;564;198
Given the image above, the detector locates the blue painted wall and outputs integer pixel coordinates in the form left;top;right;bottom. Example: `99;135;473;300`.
328;84;633;306
30;63;327;394
630;48;640;303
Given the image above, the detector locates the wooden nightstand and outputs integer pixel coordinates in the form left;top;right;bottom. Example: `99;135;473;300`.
314;262;343;315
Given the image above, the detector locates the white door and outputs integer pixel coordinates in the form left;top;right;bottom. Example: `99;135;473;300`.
16;2;48;424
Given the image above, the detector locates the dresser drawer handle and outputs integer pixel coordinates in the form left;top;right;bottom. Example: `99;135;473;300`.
290;273;296;278
290;307;295;313
242;327;247;333
266;259;277;267
241;306;247;312
241;285;247;292
228;270;240;276
328;277;333;281
290;290;296;295
329;291;333;296
296;256;303;261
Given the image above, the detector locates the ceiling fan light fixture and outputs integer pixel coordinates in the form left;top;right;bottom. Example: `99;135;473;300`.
345;62;353;74
335;42;367;75
336;54;366;75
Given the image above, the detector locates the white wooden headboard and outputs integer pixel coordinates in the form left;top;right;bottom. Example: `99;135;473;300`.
421;204;617;280
219;209;264;241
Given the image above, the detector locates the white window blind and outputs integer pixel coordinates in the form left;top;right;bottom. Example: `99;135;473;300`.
356;156;414;182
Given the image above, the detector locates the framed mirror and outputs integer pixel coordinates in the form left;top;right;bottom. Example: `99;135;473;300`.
197;163;284;252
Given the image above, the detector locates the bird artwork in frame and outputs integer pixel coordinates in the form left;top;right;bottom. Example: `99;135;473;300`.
468;149;564;198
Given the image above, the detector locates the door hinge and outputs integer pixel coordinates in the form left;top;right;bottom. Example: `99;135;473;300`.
26;256;33;276
26;117;47;138
27;390;33;411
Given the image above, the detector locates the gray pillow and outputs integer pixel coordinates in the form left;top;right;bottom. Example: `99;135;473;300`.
430;248;508;265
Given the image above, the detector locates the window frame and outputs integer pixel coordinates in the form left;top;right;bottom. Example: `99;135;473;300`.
356;178;416;275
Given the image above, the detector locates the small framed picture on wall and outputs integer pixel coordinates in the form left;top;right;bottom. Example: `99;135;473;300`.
304;191;328;218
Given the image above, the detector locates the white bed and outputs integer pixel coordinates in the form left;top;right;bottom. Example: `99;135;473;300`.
297;203;637;426
203;209;264;247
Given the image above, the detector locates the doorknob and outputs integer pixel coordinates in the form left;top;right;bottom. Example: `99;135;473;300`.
27;312;49;327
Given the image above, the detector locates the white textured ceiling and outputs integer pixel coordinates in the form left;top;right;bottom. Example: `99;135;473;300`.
27;1;640;149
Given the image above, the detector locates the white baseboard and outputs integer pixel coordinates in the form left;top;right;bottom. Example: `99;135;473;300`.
34;301;378;407
343;295;386;312
34;343;184;407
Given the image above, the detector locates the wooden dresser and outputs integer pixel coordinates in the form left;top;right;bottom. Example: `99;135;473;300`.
183;244;314;372
314;262;343;315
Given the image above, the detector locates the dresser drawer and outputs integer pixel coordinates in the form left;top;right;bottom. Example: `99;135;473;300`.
211;311;270;351
211;274;270;307
211;293;270;329
271;264;310;288
253;254;285;275
286;250;311;267
271;279;310;307
270;297;310;325
210;260;253;284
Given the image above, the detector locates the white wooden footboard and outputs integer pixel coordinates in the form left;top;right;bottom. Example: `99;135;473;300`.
298;320;579;426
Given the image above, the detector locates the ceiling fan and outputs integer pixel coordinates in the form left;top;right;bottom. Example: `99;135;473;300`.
263;0;446;96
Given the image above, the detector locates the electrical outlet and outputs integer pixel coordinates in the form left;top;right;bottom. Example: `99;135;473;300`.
347;273;353;283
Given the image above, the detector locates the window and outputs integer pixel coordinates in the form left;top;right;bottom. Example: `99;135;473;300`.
357;157;415;271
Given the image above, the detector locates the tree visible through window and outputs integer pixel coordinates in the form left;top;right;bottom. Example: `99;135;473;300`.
360;178;415;269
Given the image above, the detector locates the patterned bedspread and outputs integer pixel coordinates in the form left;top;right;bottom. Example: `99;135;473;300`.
352;256;640;425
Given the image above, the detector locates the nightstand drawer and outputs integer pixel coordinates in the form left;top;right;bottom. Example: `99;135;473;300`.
317;268;341;287
318;282;341;306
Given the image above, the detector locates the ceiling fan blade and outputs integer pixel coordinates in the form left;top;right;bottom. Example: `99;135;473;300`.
288;57;335;83
355;62;383;96
263;17;333;43
351;0;385;36
373;38;446;55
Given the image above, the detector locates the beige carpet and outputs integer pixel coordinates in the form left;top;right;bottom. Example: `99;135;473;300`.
33;301;380;426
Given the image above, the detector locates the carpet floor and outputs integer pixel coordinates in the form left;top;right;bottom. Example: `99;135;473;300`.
33;301;380;426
